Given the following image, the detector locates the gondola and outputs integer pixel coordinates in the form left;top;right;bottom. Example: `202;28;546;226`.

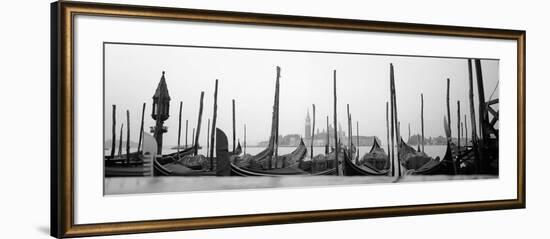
399;138;434;171
359;139;390;172
409;142;455;175
105;153;151;177
343;144;389;176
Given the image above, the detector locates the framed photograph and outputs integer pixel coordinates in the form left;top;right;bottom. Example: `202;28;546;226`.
51;1;525;238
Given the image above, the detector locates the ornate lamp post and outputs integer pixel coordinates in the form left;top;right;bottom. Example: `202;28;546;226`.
150;71;170;155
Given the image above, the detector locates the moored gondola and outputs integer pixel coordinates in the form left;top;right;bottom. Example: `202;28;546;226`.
359;139;390;172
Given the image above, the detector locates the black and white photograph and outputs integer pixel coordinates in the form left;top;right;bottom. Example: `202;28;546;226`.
103;42;499;195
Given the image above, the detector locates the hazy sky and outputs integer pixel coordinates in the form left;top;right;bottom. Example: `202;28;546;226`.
104;43;498;147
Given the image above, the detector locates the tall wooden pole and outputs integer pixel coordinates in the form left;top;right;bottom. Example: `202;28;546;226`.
110;105;116;158
118;123;123;156
475;59;488;173
408;123;411;143
126;110;130;164
209;80;219;170
206;118;210;158
194;92;205;156
244;124;247;154
421;93;425;153
356;121;359;164
325;116;330;154
447;78;457;174
386;101;391;174
457;101;461;159
177;101;182;157
464;114;468;147
333;70;340;175
446;78;452;143
347;104;351;150
185;120;188;147
310;104;316;161
388;73;399;176
137;103;145;153
232;99;236;153
267;67;281;169
192;128;195;147
468;59;478;144
390;63;401;177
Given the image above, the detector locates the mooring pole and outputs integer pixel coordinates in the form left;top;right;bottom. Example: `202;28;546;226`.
333;70;339;175
177;101;182;158
126;110;130;164
137;103;145;153
326;116;330;154
421;93;425;153
110;105;116;158
118;123;123;157
192;128;195;147
386;101;391;174
464;114;468;147
390;64;401;177
185;120;188;148
475;59;488;172
244;124;247;154
209;80;219;171
447;78;457;174
389;68;396;177
356;121;359;164
206;118;210;158
194;92;205;156
232;99;236;153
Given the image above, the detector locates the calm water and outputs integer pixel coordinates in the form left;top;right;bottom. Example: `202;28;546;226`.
105;144;447;159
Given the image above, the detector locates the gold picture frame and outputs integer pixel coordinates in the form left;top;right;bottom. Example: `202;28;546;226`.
51;1;525;237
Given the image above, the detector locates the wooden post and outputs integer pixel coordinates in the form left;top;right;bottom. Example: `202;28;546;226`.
177;101;182;150
446;78;452;142
464;114;468;147
408;123;411;144
356;121;359;164
194;92;205;156
421;93;425;153
456;100;460;153
118;123;123;157
386;101;391;174
185;120;188;148
468;59;478;144
210;80;219;171
137;103;145;153
126;110;130;164
310;104;316;160
347;104;351;150
192;128;195;147
206;118;210;158
461;122;464;146
325;116;330;154
390;63;401;177
244;124;247;154
475;59;488;172
110;105;116;158
267;67;281;169
388;70;399;177
447;78;457;174
232;99;236;153
333;70;339;175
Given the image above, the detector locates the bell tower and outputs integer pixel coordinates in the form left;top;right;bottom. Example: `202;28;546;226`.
151;71;171;155
305;110;311;139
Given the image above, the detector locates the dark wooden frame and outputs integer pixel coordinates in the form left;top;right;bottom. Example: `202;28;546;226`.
51;1;526;237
